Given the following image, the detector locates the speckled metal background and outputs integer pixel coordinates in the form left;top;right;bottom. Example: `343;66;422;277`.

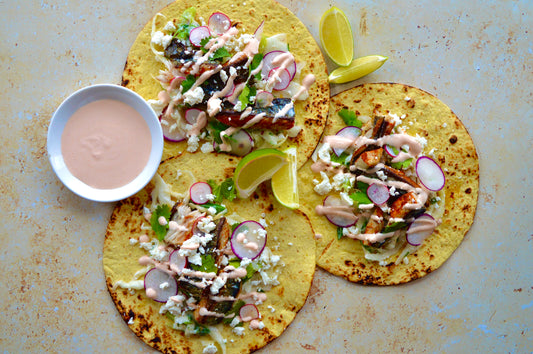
1;0;531;352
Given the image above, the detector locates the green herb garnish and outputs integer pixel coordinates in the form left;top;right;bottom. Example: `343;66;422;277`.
391;158;413;170
238;84;257;109
382;222;408;233
222;300;246;324
250;53;264;80
150;204;171;241
201;202;227;214
337;227;344;240
330;151;351;166
208;178;237;203
181;74;196;93
189;254;217;274
338;109;363;128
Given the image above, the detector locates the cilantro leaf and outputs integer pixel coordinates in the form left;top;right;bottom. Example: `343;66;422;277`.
181;74;196;93
349;191;372;206
338;109;363;128
208;178;236;203
238;85;256;109
150;204;171;241
189;254;217;274
211;47;230;61
337;227;344;240
222;300;245;324
202;202;226;214
330;151;351;166
250;53;264;79
382;222;408;233
208;120;230;144
391;158;413;170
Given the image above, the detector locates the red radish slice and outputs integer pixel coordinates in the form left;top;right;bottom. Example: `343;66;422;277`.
384;145;399;157
366;183;390;205
255;91;274;108
268;67;291;91
253;20;265;38
224;81;235;98
160;116;186;142
169;250;187;273
189;26;211;47
208;12;231;36
144;268;178;303
322;195;357;227
214;130;254;156
332;126;361;156
261;51;297;80
406;214;437;246
230;221;267;260
169;76;185;90
189;182;213;204
239;304;260;321
415;156;445;191
185;108;203;125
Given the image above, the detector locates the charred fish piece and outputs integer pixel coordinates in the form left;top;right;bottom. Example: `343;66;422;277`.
350;116;396;166
215;98;295;130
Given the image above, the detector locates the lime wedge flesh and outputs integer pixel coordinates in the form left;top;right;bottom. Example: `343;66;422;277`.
271;147;299;209
234;148;287;198
329;55;388;84
319;7;354;66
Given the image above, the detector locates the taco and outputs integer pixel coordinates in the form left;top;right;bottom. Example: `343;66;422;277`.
298;83;479;285
121;0;329;168
103;152;316;353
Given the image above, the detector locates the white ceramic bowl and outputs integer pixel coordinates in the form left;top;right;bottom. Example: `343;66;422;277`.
47;84;163;202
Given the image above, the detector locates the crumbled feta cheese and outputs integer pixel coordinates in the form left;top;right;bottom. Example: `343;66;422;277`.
259;218;268;228
287;125;302;137
128;317;134;325
233;326;245;336
442;123;447;128
152;30;173;48
404;96;411;101
163;21;176;32
317;143;332;163
389;186;400;196
376;170;387;181
210;276;227;295
160;282;169;289
203;343;218;354
313;171;332;195
201;142;215;153
187;135;200;152
332;172;354;191
220;70;228;82
198;217;216;233
415;133;428;149
339;192;353;206
267;305;276;313
147;99;167;116
183;86;205;106
129;238;138;245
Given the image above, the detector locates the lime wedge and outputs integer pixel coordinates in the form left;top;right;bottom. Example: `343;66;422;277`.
328;55;388;84
271;147;299;209
319;7;354;66
234;148;287;198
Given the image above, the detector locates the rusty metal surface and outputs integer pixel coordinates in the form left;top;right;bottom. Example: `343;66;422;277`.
1;0;531;352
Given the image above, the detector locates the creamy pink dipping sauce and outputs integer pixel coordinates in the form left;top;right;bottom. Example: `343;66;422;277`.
61;99;152;189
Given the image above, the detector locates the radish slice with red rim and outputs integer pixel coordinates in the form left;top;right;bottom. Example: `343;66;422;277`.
230;221;267;260
185;108;203;125
406;214;437;246
261;51;297;80
208;12;231;36
189;182;213;204
144;268;178;303
253;20;265;38
239;303;260;321
384;145;399;157
415;156;445;191
366;183;390;205
332;126;361;156
224;81;235;98
169;250;187;273
160;116;186;142
255;91;274;108
189;26;211;47
322;195;357;227
214;130;253;156
268;67;291;91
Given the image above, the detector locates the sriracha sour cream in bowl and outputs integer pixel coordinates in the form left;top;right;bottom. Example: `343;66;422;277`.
47;84;163;202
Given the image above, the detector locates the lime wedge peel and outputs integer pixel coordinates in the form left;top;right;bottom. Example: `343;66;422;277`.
328;55;388;84
234;148;288;199
319;6;354;67
271;147;299;209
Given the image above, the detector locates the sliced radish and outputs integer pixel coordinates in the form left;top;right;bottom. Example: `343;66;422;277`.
415;156;445;191
169;76;186;90
322;195;357;228
189;182;213;204
406;214;437;246
261;51;296;80
169;249;187;273
185;108;203;125
332;126;361;156
239;303;260;321
224;81;236;98
268;67;291;91
160;116;186;142
214;130;254;156
144;268;178;303
253;20;265;38
384;145;399;158
230;221;267;260
189;26;211;47
366;183;390;205
255;91;274;108
208;12;231;36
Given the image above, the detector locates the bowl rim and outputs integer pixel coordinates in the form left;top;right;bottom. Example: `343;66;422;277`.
47;84;163;202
